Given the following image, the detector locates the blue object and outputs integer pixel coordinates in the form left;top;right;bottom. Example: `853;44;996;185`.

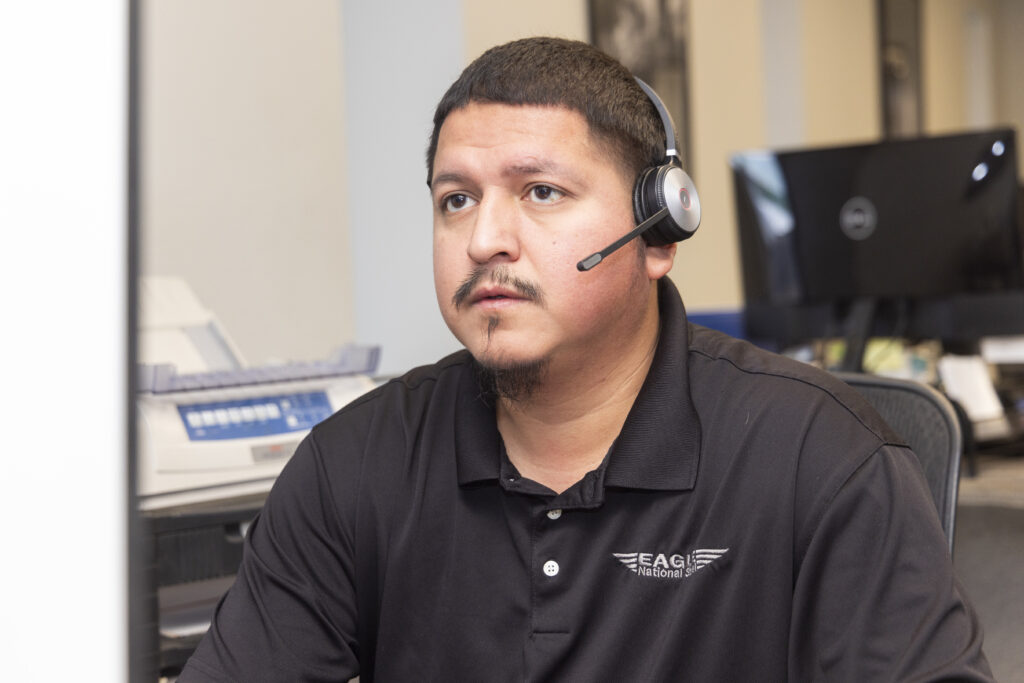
178;391;333;441
688;310;745;339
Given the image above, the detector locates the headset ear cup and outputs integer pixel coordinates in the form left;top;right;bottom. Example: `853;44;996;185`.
645;164;701;245
634;164;689;246
629;77;701;248
632;166;657;227
663;165;701;240
647;165;678;245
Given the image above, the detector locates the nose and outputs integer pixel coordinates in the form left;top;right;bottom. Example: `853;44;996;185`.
467;194;521;264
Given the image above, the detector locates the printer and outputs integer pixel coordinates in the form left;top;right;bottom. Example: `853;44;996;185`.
136;276;378;675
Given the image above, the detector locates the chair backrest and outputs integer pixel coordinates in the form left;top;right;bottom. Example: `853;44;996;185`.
834;372;962;550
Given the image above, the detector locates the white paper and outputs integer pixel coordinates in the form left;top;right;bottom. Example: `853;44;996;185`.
980;336;1024;365
937;355;1005;423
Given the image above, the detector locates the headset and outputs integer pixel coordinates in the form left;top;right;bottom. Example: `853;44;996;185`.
577;77;702;271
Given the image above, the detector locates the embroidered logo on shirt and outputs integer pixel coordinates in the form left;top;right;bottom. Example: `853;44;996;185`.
613;549;729;579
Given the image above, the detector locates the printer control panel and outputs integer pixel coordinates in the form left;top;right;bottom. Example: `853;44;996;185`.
178;391;332;441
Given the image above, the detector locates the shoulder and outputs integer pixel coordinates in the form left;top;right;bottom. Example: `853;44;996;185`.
312;349;476;441
282;349;477;489
267;349;479;529
686;323;900;446
688;323;851;401
684;325;916;538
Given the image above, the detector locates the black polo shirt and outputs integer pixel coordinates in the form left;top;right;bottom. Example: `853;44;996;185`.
182;278;991;682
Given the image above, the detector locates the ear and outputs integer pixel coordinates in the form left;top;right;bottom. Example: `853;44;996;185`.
645;242;677;280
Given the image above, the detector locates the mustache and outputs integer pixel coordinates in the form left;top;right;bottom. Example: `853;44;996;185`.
452;266;544;309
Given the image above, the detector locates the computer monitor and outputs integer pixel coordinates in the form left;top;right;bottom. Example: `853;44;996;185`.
731;128;1023;368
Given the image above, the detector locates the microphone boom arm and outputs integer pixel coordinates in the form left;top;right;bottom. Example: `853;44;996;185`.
576;207;670;271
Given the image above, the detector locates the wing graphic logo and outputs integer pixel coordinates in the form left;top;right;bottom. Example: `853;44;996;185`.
613;549;729;579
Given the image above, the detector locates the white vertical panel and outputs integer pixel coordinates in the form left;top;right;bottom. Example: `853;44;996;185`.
964;5;996;128
0;1;127;679
762;0;806;147
342;0;465;377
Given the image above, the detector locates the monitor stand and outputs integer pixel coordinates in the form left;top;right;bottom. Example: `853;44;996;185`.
839;297;877;373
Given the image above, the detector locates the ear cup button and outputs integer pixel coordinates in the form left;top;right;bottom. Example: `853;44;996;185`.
662;165;701;237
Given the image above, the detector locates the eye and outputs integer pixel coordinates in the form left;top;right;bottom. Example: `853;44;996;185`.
441;193;477;214
527;185;565;204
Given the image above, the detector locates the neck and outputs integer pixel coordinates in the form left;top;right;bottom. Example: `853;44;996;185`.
496;285;661;494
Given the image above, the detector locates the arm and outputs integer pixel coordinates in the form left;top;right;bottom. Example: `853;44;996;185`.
789;444;992;682
178;431;360;682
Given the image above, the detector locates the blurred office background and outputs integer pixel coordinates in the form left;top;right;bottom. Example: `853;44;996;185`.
5;0;1024;680
139;0;1024;376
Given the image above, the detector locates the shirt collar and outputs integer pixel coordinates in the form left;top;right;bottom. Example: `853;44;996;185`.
453;361;504;486
455;277;701;492
603;277;701;490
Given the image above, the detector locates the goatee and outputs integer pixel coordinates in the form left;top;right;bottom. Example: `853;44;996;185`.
475;356;550;403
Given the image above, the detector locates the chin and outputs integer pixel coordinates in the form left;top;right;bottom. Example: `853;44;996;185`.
452;317;548;370
471;351;551;402
470;346;545;372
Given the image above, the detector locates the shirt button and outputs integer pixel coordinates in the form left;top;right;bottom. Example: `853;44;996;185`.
546;509;562;520
543;560;560;577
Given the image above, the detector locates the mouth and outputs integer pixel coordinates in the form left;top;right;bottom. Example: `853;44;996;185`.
453;266;543;310
470;287;526;308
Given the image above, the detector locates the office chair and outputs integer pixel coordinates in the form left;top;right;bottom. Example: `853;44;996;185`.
834;372;963;551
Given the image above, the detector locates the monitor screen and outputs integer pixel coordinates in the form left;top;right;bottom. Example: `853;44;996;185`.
731;129;1023;350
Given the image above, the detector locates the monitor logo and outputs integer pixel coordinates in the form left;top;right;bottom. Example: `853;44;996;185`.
839;196;878;241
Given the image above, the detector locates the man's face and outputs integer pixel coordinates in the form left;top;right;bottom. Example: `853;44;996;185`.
431;102;655;376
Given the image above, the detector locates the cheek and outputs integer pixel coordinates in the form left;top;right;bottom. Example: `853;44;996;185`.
433;227;460;272
433;235;456;307
536;222;596;272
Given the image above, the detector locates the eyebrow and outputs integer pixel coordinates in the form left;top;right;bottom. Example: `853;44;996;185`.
430;158;584;190
430;171;467;189
504;159;559;177
504;158;584;184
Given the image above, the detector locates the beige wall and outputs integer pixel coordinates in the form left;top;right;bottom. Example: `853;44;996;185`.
680;0;765;309
141;0;352;365
680;0;880;310
462;0;589;62
922;0;1014;135
922;0;968;134
923;0;1022;172
921;0;994;134
800;0;880;146
995;0;1024;121
994;0;1024;176
995;0;1024;139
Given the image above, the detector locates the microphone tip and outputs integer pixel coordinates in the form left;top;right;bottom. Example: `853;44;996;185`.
577;253;602;271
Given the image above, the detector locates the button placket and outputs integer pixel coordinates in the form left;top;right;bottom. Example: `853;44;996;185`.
541;510;561;579
532;501;571;634
541;509;563;578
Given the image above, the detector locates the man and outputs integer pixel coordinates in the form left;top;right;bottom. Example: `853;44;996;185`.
181;37;992;681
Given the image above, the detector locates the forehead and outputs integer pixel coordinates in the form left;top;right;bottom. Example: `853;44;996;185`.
432;103;615;181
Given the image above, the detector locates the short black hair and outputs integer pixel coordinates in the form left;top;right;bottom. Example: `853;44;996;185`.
425;37;664;185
